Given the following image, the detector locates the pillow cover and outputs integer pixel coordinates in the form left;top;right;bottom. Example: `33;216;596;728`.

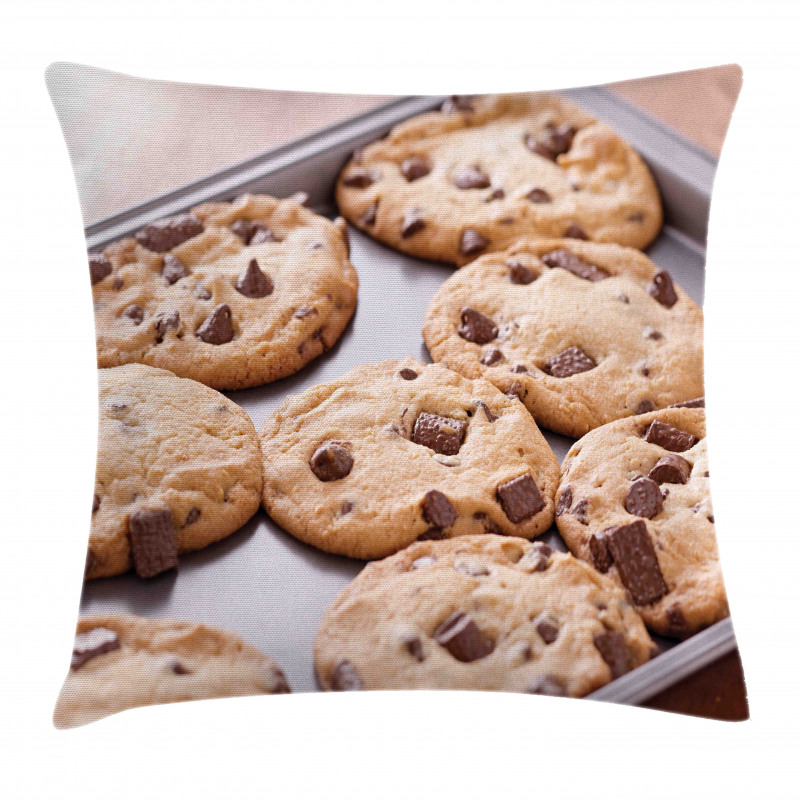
47;63;745;726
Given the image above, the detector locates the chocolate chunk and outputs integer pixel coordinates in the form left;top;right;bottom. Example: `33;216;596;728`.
510;364;528;374
342;169;378;188
399;368;418;380
669;397;705;409
412;413;467;456
480;348;503;366
433;612;494;662
647;269;678;308
589;532;613;572
401;156;431;181
341;501;354;515
508;260;538;284
542;123;576;156
497;474;545;523
517;542;552;572
527;675;566;696
71;627;120;670
196;304;234;344
401;208;426;238
135;214;204;252
506;381;525;400
360;201;378;226
525;136;557;161
310;443;353;481
485;188;505;201
154;310;180;339
526;188;552;203
441;95;474;114
330;659;363;690
89;253;112;285
649;454;691;485
477;401;497;422
112;276;124;290
162;253;190;284
92;494;100;514
405;637;426;662
593;631;630;678
624;477;663;519
422;490;456;529
555;487;572;517
230;219;274;244
572;498;589;524
534;614;559;644
635;399;655;415
235;259;274;298
453;167;491;189
185;507;201;526
457;307;498;344
564;224;589;240
543;346;595;378
123;304;144;325
127;508;178;579
605;520;668;605
459;228;489;257
644;420;697;452
541;249;609;281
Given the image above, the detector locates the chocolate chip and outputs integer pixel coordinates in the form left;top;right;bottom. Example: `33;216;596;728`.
185;507;201;525
497;474;544;523
525;136;557;160
441;95;474;114
589;532;613;572
433;612;494;662
624;477;663;519
135;214;204;252
508;260;538;284
605;520;668;605
635;400;655;415
401;208;426;238
541;249;608;281
171;660;192;675
572;498;589;524
542;123;576;156
342;169;378;188
644;420;697;452
123;304;144;325
341;501;354;515
412;413;467;456
422;490;456;529
154;310;180;340
667;604;687;632
235;259;274;298
127;508;178;579
162;253;190;284
510;364;528;374
669;397;705;409
486;188;505;202
360;202;378;226
89;253;112;285
330;659;363;690
459;228;489;258
517;542;552;572
506;381;525;400
649;454;691;485
543;346;595;378
112;276;123;290
480;348;503;366
92;494;100;514
196;304;234;345
457;307;498;344
399;368;418;380
564;224;589;240
527;675;566;696
647;269;678;308
593;631;630;679
71;627;121;670
477;400;497;422
401;156;431;181
310;442;353;481
405;637;426;662
526;188;552;203
534;614;559;644
230;219;275;245
453;167;491;189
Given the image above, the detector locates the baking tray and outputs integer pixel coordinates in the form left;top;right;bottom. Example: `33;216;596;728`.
80;88;738;706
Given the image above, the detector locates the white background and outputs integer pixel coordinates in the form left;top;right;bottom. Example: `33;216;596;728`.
1;1;799;797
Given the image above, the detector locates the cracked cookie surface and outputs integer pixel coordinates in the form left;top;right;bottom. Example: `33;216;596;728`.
315;536;654;693
259;359;560;559
336;93;662;266
91;193;358;390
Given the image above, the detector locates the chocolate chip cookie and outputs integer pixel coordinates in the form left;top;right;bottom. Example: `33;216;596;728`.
422;238;703;438
314;536;654;694
54;615;290;728
91;193;358;390
259;359;560;559
335;93;662;266
556;407;727;637
87;363;262;580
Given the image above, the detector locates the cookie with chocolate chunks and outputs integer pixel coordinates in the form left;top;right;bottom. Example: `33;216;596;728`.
86;364;262;580
557;408;728;636
336;93;662;266
314;536;653;693
259;359;559;559
54;615;289;728
423;238;703;438
92;193;357;390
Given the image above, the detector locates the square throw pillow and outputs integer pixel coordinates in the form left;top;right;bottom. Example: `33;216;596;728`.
46;63;746;727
